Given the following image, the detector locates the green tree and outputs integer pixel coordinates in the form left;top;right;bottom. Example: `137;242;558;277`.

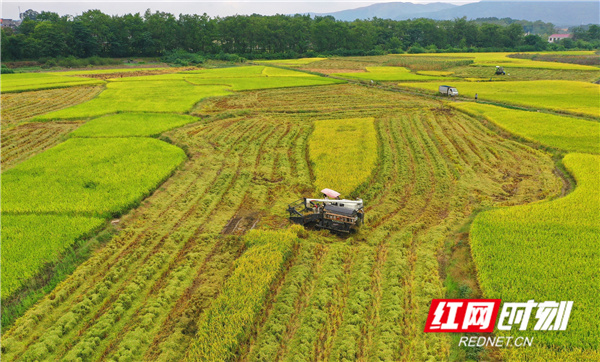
32;22;66;57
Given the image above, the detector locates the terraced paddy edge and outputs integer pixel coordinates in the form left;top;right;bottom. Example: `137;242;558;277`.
398;80;600;118
1;84;561;361
0;85;105;128
452;103;600;154
309;117;378;196
0;73;106;93
471;153;600;352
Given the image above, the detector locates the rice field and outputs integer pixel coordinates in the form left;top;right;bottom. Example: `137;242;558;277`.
309;117;378;195
399;80;600;118
1;55;597;361
471;153;600;349
453;103;600;154
332;66;453;81
1;73;105;93
71;113;200;137
400;51;600;70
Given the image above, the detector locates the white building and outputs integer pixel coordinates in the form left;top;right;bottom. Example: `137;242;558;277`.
548;34;572;43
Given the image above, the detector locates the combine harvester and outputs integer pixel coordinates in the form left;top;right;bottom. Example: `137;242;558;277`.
287;188;364;233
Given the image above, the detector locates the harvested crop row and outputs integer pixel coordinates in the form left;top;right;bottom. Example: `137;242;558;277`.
185;228;298;361
0;85;104;128
0;121;81;170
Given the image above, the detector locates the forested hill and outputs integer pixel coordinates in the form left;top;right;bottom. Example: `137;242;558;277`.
319;1;600;26
2;9;599;61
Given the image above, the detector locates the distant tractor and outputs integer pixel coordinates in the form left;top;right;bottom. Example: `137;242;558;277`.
495;66;506;75
287;188;364;233
439;85;459;97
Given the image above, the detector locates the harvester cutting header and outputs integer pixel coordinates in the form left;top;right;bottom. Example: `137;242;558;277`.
287;188;364;233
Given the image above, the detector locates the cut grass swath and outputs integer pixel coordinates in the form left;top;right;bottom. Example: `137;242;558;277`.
185;228;299;361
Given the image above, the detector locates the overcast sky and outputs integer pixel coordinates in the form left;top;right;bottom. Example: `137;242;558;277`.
2;0;591;20
1;1;483;19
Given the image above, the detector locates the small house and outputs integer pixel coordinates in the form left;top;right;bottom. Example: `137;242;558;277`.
548;34;572;43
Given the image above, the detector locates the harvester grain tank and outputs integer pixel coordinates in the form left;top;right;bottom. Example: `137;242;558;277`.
287;188;364;233
439;85;458;97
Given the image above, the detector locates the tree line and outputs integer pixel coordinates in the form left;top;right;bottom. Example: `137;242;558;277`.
2;9;599;62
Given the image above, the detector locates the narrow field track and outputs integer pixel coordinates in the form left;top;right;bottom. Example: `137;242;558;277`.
1;84;561;361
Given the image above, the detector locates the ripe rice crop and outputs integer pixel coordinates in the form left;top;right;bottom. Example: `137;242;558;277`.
333;66;451;81
185;75;343;90
71;112;200;137
186;228;298;361
261;66;321;77
386;56;474;71
35;67;340;120
401;51;600;70
2;137;186;217
1;86;104;128
416;70;454;76
309;117;378;196
1;122;81;169
53;67;166;75
34;81;231;120
179;65;267;77
1;215;105;299
1;73;105;93
1;84;569;361
449;66;600;82
470;153;600;349
254;57;327;66
453;103;600;154
399;80;600;118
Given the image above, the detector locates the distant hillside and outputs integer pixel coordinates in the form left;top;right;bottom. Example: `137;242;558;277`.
321;1;599;26
313;2;457;22
420;1;599;26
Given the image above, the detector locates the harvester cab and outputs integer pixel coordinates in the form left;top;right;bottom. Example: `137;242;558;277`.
287;188;364;233
495;66;506;75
